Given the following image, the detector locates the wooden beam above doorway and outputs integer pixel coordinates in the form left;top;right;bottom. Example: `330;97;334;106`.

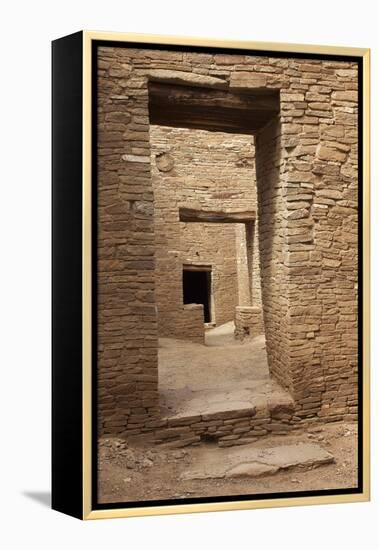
148;82;279;135
179;207;256;224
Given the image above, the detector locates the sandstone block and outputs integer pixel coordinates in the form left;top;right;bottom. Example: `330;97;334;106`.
229;72;267;89
148;69;227;89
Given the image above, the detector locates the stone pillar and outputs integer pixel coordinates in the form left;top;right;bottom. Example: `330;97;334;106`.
234;306;264;340
236;223;251;306
97;48;159;435
180;304;205;344
256;77;358;422
279;77;359;422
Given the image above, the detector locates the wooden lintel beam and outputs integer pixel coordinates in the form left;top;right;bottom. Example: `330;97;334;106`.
149;82;279;112
179;207;256;224
183;264;212;272
148;82;279;134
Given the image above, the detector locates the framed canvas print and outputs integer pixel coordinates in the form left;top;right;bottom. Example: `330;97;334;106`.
52;31;370;520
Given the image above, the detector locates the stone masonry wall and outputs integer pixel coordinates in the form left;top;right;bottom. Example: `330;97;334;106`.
181;222;238;327
234;306;265;341
152;397;296;448
236;222;262;308
255;63;359;421
97;46;359;435
177;304;205;344
97;47;159;437
150;125;261;334
255;116;293;392
280;65;358;423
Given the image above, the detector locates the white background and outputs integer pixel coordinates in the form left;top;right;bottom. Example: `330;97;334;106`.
0;0;377;548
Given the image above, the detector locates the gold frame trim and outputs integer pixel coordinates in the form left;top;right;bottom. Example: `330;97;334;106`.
82;31;370;520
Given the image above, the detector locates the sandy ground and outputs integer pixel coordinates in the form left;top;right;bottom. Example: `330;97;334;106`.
98;421;358;504
159;323;290;417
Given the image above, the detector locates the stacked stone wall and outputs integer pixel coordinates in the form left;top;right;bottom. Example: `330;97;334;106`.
97;47;159;436
177;304;205;344
150;125;260;333
97;46;359;435
234;306;264;341
181;222;238;327
148;396;296;448
255;116;292;392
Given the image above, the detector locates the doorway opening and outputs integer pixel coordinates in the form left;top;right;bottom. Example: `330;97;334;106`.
147;79;285;425
182;266;212;324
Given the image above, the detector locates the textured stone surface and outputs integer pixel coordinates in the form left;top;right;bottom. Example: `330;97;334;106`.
148;82;279;133
97;46;359;436
151;125;262;336
180;442;334;480
154;328;296;447
234;306;264;340
148;69;228;88
150;126;260;338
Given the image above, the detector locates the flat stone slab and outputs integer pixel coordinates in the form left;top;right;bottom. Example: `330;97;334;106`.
181;443;334;480
148;69;228;89
227;462;279;477
161;388;293;420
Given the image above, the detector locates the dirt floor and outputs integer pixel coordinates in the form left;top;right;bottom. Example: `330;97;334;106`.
98;421;358;504
158;322;290;417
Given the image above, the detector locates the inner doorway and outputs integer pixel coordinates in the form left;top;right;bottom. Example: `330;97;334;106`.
182;266;212;323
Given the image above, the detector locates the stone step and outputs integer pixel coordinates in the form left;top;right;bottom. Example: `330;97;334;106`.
153;400;296;447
